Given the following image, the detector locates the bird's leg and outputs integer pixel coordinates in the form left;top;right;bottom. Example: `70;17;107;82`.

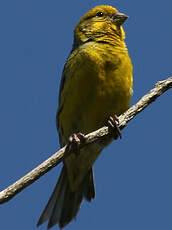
107;115;121;139
68;133;86;155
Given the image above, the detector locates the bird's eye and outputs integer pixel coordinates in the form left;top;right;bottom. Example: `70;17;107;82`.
96;12;104;17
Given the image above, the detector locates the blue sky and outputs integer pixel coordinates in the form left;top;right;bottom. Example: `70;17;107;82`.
0;0;172;229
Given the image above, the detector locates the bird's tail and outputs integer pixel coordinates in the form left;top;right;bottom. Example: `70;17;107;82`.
37;166;95;229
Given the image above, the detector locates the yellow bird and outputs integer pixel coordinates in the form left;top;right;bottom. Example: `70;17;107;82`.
37;5;133;229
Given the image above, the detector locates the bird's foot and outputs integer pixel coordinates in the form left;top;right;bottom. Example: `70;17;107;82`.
68;133;86;155
107;115;121;139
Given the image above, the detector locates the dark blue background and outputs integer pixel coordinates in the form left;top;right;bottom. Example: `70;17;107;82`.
0;0;172;229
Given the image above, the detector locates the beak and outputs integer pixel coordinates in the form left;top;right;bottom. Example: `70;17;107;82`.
112;12;128;26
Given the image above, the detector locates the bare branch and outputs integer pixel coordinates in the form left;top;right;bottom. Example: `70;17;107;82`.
0;77;172;204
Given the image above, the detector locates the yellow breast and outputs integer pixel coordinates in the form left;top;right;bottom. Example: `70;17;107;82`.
58;41;133;142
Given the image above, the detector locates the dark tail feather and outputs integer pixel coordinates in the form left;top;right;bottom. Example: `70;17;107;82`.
37;167;95;229
37;167;66;227
83;168;95;201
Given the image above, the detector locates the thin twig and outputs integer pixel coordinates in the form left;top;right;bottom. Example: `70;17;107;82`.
0;77;172;204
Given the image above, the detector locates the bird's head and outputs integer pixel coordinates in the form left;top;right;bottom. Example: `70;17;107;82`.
74;5;128;48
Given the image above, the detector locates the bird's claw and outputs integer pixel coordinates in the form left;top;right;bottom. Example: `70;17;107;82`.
107;115;121;139
68;133;86;156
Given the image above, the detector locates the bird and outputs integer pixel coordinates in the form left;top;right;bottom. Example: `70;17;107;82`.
37;5;133;229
